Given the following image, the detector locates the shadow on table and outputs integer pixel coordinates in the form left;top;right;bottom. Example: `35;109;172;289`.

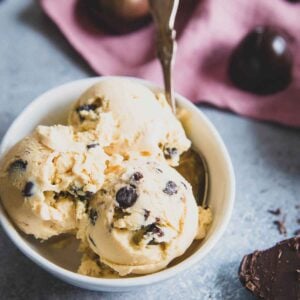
214;262;255;300
17;0;94;76
0;230;108;300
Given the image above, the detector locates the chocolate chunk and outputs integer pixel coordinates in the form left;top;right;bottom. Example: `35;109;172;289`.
229;26;293;95
274;219;287;236
145;223;164;237
131;172;143;182
76;104;98;121
163;181;178;195
116;186;138;209
268;208;281;216
144;209;150;221
76;104;97;113
163;147;178;160
22;181;34;197
239;237;300;299
8;159;27;174
86;143;99;150
89;209;98;225
294;229;300;236
156;168;163;173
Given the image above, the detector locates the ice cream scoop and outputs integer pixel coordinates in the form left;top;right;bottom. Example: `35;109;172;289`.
0;125;108;240
68;78;191;166
84;158;198;276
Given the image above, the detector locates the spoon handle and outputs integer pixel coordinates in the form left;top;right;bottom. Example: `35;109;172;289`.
149;0;179;113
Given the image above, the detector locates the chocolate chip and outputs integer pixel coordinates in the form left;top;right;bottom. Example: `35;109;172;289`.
156;168;163;173
89;209;98;225
76;104;97;113
86;143;99;150
274;219;287;236
131;172;143;181
116;186;138;209
268;208;281;216
22;181;34;197
145;223;164;237
163;147;178;159
76;104;98;121
8;159;27;174
163;181;178;195
144;209;150;220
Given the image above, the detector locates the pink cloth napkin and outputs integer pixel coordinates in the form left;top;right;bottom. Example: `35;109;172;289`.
40;0;300;127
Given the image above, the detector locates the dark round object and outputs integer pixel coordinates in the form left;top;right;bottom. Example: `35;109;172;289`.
116;186;138;209
228;26;293;95
82;0;151;35
131;172;144;182
22;181;34;197
163;181;178;196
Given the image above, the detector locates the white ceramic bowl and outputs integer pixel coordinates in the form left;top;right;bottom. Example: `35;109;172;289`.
0;76;235;291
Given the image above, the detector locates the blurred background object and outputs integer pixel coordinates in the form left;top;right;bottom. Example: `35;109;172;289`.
40;0;300;127
228;26;293;95
81;0;151;34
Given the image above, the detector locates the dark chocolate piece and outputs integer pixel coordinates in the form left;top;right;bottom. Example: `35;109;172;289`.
131;171;144;182
86;143;99;150
116;186;138;209
144;209;150;221
274;219;287;236
229;26;293;95
22;181;34;197
267;208;281;216
8;159;28;174
294;229;300;236
239;237;300;300
163;147;178;160
163;181;178;195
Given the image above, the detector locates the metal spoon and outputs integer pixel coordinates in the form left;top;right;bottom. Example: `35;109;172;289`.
149;0;209;207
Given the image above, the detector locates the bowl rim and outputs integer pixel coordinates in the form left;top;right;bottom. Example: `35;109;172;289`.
0;76;235;288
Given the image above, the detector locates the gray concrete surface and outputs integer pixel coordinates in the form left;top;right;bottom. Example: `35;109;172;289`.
0;1;299;299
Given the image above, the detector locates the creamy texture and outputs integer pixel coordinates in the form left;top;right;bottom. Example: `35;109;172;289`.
68;78;191;166
0;78;213;278
0;125;108;239
84;159;198;276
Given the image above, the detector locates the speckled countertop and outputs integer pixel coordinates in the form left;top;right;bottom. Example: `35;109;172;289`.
0;1;299;299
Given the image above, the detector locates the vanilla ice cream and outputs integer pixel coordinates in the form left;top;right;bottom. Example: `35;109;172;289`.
68;78;191;166
0;125;108;240
82;158;198;276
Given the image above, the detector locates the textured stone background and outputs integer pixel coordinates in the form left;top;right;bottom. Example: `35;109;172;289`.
0;1;299;299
